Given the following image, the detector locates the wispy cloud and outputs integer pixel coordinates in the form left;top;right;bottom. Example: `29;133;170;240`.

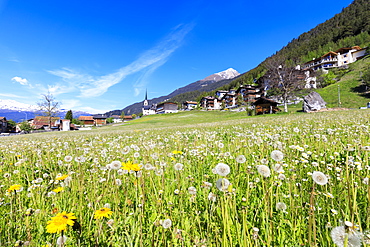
47;23;195;98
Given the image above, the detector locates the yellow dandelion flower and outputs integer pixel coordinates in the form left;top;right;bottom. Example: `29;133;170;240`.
46;211;76;233
52;187;64;193
172;150;183;155
56;174;69;181
94;207;113;219
122;161;141;172
7;184;22;192
131;163;141;172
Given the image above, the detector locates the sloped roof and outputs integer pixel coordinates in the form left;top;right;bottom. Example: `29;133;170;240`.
93;114;107;119
252;97;279;106
33;116;60;126
78;116;94;121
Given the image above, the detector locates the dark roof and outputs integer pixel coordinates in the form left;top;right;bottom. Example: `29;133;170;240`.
252;97;279;106
93;114;107;119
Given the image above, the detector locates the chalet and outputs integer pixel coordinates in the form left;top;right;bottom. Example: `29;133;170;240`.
78;116;94;126
221;92;238;108
236;85;263;103
156;102;178;114
252;97;281;115
93;115;107;126
0;117;7;133
183;101;198;110
215;90;229;99
32;116;61;130
302;46;367;71
201;96;221;110
123;115;133;121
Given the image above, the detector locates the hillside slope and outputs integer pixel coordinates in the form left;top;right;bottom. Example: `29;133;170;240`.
316;55;370;108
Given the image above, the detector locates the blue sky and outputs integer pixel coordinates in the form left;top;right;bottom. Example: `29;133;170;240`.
0;0;353;114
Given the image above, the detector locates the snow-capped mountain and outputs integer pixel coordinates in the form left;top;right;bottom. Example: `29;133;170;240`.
0;99;39;112
201;68;240;82
105;68;241;116
0;99;92;122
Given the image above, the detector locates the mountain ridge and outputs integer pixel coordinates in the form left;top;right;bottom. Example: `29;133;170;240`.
105;68;240;116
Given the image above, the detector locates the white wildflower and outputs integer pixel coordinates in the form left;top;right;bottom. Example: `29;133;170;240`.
214;163;230;176
312;171;328;185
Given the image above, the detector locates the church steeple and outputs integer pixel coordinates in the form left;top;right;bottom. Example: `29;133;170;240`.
143;89;149;106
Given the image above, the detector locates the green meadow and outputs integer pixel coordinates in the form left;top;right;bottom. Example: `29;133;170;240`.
1;109;370;246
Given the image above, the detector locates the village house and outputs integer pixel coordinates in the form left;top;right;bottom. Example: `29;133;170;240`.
220;90;237;109
78;116;94;126
156;102;178;114
182;101;198;110
32;116;61;130
302;46;367;71
200;96;218;110
93;115;107;126
123;115;133;121
215;90;229;99
0;117;8;133
236;85;263;103
201;84;264;110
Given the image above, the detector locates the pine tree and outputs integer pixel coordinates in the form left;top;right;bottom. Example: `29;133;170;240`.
65;110;73;121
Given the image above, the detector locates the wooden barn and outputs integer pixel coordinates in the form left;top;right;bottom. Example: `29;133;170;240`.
78;116;94;125
252;97;281;115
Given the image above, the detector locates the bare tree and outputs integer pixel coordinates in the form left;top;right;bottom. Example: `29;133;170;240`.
37;92;60;128
263;55;305;112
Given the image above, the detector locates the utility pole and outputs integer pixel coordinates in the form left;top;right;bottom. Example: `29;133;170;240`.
338;84;341;107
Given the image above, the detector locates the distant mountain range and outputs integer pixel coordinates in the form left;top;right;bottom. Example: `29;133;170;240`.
105;68;240;116
0;99;91;122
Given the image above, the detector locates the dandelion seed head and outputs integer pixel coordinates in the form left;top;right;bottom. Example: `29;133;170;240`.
161;219;172;229
257;165;271;177
312;171;328;185
214;163;230;176
216;178;230;192
271;150;284;162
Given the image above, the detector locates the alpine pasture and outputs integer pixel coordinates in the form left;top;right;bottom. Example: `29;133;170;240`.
1;110;370;246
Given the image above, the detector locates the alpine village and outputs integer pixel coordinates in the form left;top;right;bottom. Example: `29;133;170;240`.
2;0;370;246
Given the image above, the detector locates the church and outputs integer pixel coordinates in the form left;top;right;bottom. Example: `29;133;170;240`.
142;90;156;116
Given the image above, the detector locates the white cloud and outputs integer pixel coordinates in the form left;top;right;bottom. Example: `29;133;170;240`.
11;76;29;85
47;23;195;98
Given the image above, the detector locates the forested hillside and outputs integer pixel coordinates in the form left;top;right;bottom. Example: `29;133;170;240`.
168;0;370;103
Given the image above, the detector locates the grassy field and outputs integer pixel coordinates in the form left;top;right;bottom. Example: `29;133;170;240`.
316;56;370;109
1;109;370;246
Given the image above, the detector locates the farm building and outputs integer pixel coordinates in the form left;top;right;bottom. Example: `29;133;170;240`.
252;97;281;115
78;116;94;126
